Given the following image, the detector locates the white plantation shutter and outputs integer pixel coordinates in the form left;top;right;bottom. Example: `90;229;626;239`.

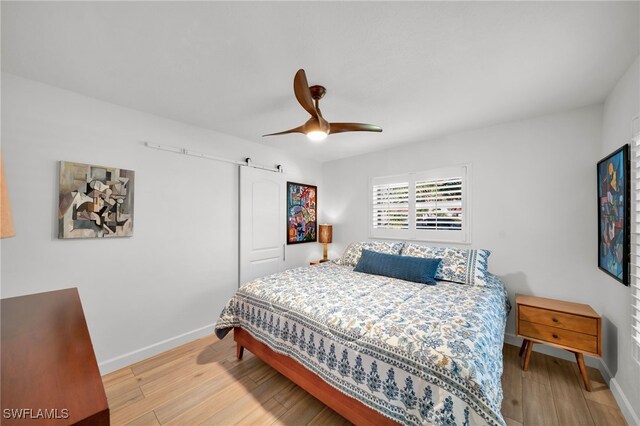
372;182;409;229
631;135;640;364
370;165;469;243
415;177;463;231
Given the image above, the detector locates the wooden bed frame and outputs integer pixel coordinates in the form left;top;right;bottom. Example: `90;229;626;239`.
233;327;397;425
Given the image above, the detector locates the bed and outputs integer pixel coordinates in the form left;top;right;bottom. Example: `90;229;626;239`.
216;258;509;426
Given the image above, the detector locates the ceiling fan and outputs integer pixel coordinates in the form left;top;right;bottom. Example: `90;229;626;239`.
263;69;382;142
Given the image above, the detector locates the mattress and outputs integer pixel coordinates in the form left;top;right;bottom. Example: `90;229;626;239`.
215;261;509;425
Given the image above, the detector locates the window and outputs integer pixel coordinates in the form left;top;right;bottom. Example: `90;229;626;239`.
632;134;640;364
415;177;463;231
372;181;409;230
370;165;469;243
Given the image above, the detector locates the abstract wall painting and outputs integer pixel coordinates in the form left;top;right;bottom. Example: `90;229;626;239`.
58;161;135;239
597;144;629;285
287;182;317;244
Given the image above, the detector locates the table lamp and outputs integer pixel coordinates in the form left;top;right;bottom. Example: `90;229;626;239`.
0;152;15;238
319;224;332;263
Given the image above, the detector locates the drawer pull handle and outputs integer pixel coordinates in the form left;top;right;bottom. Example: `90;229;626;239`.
552;318;559;323
552;334;559;339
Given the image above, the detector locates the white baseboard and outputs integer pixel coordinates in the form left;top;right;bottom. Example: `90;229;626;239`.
597;356;640;426
504;333;639;426
98;323;216;375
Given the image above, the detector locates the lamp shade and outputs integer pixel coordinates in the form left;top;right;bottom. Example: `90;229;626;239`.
0;153;15;238
319;224;332;244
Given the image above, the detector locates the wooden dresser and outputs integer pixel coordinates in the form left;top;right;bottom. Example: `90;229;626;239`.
1;288;109;425
516;294;601;391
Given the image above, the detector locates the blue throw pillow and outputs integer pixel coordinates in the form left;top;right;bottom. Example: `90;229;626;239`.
353;249;441;285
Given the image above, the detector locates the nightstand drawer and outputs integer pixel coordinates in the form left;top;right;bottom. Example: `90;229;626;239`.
519;305;598;336
519;320;598;354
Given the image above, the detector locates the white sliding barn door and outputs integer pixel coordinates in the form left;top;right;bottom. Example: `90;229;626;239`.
239;166;286;286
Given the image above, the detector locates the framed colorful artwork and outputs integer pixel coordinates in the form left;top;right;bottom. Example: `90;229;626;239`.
597;144;629;285
287;181;317;244
58;161;135;239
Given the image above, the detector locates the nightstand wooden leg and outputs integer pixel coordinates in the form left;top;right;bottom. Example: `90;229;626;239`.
519;339;528;357
575;352;591;392
523;340;534;371
236;344;244;360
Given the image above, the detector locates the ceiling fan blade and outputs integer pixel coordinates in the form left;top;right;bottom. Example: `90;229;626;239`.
329;123;383;134
262;124;305;137
294;69;318;118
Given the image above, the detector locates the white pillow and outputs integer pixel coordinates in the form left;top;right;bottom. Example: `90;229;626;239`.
401;243;491;286
339;241;404;267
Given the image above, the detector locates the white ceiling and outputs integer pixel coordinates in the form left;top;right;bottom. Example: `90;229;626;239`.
2;1;638;162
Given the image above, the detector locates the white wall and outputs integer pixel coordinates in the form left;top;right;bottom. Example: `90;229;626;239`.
0;73;323;373
599;56;640;423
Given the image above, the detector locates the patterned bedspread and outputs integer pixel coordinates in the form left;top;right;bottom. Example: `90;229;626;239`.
215;262;509;426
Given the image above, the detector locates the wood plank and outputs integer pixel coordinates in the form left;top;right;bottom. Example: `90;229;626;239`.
234;397;288;426
194;373;292;425
158;375;256;425
570;363;619;409
309;406;353;426
210;335;237;351
274;383;309;409
271;393;326;426
153;359;264;424
138;346;228;396
522;379;559;425
141;341;230;390
247;361;280;385
501;345;524;424
102;367;135;389
125;411;160;426
105;384;145;410
504;417;523;426
113;343;233;405
225;349;255;364
110;357;262;425
586;400;628;426
130;334;219;375
520;350;550;386
546;357;594;425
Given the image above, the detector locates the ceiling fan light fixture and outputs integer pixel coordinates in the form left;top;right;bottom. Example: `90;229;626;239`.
307;130;328;142
262;69;382;141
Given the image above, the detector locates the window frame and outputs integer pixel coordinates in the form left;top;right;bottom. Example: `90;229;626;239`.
369;164;471;244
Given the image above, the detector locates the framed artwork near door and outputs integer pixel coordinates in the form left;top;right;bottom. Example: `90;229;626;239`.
597;144;629;285
58;161;134;239
287;182;317;244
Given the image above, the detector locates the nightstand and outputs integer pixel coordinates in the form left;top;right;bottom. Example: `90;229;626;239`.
310;260;330;265
516;294;601;391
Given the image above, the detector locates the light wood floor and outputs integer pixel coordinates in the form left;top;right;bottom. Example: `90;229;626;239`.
102;334;627;425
